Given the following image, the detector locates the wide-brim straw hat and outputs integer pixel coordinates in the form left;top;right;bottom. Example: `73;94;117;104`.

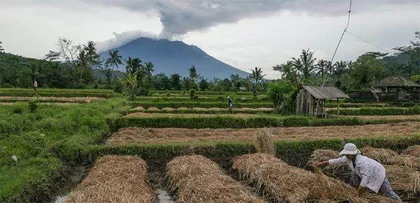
339;143;361;156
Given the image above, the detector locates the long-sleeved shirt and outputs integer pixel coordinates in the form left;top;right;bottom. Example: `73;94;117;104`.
328;154;386;193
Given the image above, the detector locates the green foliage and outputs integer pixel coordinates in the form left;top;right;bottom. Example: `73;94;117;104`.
0;98;129;201
266;81;296;113
116;116;285;129
349;53;386;89
129;101;274;109
28;100;38;113
329;106;420;115
283;116;310;127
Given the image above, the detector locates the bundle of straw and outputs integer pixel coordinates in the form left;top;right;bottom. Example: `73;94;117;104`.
254;129;276;156
361;147;398;164
393;155;420;170
232;153;374;203
166;155;265;203
402;145;420;157
65;155;157;203
385;165;420;195
308;150;352;180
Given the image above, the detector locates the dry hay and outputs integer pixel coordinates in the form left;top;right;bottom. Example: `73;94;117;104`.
133;106;145;111
361;147;420;170
254;129;276;156
65;155;157;203
308;150;352;180
107;122;420;145
402;145;420;157
166;155;265;203
161;107;175;111
385;165;420;196
231;153;383;203
361;147;398;165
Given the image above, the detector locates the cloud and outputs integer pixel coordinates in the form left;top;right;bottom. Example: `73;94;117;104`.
83;0;417;38
96;30;160;53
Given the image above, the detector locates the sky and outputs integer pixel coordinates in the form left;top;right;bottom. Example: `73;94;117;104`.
0;0;419;79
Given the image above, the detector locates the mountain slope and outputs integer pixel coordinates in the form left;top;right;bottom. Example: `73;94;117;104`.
99;37;249;79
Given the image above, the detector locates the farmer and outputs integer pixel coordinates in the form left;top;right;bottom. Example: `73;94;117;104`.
33;80;38;92
312;143;402;201
228;96;233;113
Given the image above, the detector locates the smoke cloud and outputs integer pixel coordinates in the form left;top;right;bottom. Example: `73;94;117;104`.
92;0;418;51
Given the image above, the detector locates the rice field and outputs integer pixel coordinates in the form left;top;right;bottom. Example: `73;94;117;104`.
125;112;263;118
0;96;104;103
107;122;420;145
3;88;420;203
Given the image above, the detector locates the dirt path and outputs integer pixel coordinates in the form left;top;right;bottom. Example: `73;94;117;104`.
107;122;420;145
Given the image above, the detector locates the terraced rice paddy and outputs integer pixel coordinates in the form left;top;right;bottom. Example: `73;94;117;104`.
0;96;104;103
107;122;420;145
347;115;420;121
125;112;263;118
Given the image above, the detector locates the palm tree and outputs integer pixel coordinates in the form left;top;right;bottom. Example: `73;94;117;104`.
292;49;316;82
333;61;348;76
0;41;4;52
105;50;123;70
316;59;329;83
273;61;295;79
250;67;264;95
83;41;100;69
144;62;155;88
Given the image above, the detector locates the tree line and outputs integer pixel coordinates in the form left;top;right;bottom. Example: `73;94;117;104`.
1;31;419;95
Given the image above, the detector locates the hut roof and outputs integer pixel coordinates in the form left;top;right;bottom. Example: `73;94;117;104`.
375;76;420;88
302;86;349;99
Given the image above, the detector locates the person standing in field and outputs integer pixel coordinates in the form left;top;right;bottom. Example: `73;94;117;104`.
228;96;233;113
312;143;402;202
33;80;38;92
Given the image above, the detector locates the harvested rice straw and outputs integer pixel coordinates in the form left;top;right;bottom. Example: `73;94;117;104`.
254;129;276;156
360;147;398;164
402;145;420;157
308;150;351;180
361;147;420;170
166;155;266;203
232;153;396;203
65;155;157;203
393;155;420;170
385;165;420;195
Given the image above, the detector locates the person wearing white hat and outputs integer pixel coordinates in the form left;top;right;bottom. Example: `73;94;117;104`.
312;143;401;201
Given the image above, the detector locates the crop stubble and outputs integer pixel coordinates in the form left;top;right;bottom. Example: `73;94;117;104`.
108;122;420;145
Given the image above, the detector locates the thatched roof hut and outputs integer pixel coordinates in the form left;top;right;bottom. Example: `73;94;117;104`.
375;76;420;88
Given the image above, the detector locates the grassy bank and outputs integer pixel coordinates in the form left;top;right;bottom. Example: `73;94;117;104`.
0;98;130;202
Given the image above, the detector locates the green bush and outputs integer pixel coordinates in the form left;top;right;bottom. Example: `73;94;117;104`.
116;116;284;129
130;101;274;109
283;117;310;127
28;100;38;113
329;106;420;115
12;106;24;114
